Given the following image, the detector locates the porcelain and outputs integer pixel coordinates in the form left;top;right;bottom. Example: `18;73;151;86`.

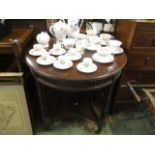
36;53;56;66
100;33;113;40
53;55;73;70
63;38;76;49
36;32;50;46
86;22;97;36
75;42;85;54
87;36;101;44
66;48;82;61
91;22;103;34
33;44;43;51
49;48;66;56
49;43;66;56
49;20;67;42
100;40;109;46
67;19;84;38
76;61;97;73
82;57;93;67
29;44;46;56
68;47;78;53
53;43;62;50
106;46;124;55
97;46;112;55
108;40;122;47
29;49;46;56
92;53;114;64
85;44;101;51
76;33;86;40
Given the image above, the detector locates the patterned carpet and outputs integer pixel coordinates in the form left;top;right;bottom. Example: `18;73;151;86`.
35;102;155;135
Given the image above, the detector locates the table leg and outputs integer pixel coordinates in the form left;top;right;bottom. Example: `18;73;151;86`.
89;91;103;134
35;80;50;129
108;71;124;114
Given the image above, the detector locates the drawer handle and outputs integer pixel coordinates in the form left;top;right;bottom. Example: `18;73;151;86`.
74;102;79;106
144;57;151;65
152;38;155;46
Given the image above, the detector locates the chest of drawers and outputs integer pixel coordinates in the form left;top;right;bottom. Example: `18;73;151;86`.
115;19;155;85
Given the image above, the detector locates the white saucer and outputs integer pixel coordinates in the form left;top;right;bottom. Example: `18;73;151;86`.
92;53;114;64
100;33;113;40
29;49;46;56
100;41;109;46
87;36;101;44
76;62;97;73
65;52;82;61
106;46;124;55
49;48;66;56
53;60;73;70
111;47;124;54
41;44;49;48
85;44;101;51
36;56;56;66
76;33;86;40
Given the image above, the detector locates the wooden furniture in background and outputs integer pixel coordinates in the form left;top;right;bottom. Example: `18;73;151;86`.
0;28;33;72
9;19;47;37
115;19;155;101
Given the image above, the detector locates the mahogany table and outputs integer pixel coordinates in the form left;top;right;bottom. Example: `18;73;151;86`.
26;44;127;134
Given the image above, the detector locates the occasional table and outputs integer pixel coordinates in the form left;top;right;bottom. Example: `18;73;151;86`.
26;44;127;133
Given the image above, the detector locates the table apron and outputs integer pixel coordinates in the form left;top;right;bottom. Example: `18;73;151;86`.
31;70;122;92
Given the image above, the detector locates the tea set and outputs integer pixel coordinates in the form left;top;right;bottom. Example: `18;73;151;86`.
76;57;97;73
49;43;66;56
28;19;124;73
29;44;46;56
36;52;56;66
53;55;73;70
65;48;82;61
92;48;115;64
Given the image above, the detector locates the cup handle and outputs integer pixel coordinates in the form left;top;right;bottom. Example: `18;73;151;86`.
49;25;55;38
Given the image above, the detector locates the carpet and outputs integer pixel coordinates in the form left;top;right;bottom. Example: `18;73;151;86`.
35;101;155;135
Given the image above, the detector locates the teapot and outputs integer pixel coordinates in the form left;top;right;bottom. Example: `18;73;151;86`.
49;20;67;42
67;19;84;38
86;22;98;36
36;31;50;46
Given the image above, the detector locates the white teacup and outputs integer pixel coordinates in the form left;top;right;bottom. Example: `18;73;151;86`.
100;33;112;40
76;33;86;40
76;44;85;54
33;44;43;51
53;43;62;51
97;47;111;57
108;40;122;47
58;55;69;65
68;48;77;56
63;38;75;49
40;52;50;61
108;40;122;52
82;57;93;67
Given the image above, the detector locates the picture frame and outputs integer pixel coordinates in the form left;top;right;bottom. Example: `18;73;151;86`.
0;73;32;134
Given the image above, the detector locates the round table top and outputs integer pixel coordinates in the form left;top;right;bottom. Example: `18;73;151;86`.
26;45;127;82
